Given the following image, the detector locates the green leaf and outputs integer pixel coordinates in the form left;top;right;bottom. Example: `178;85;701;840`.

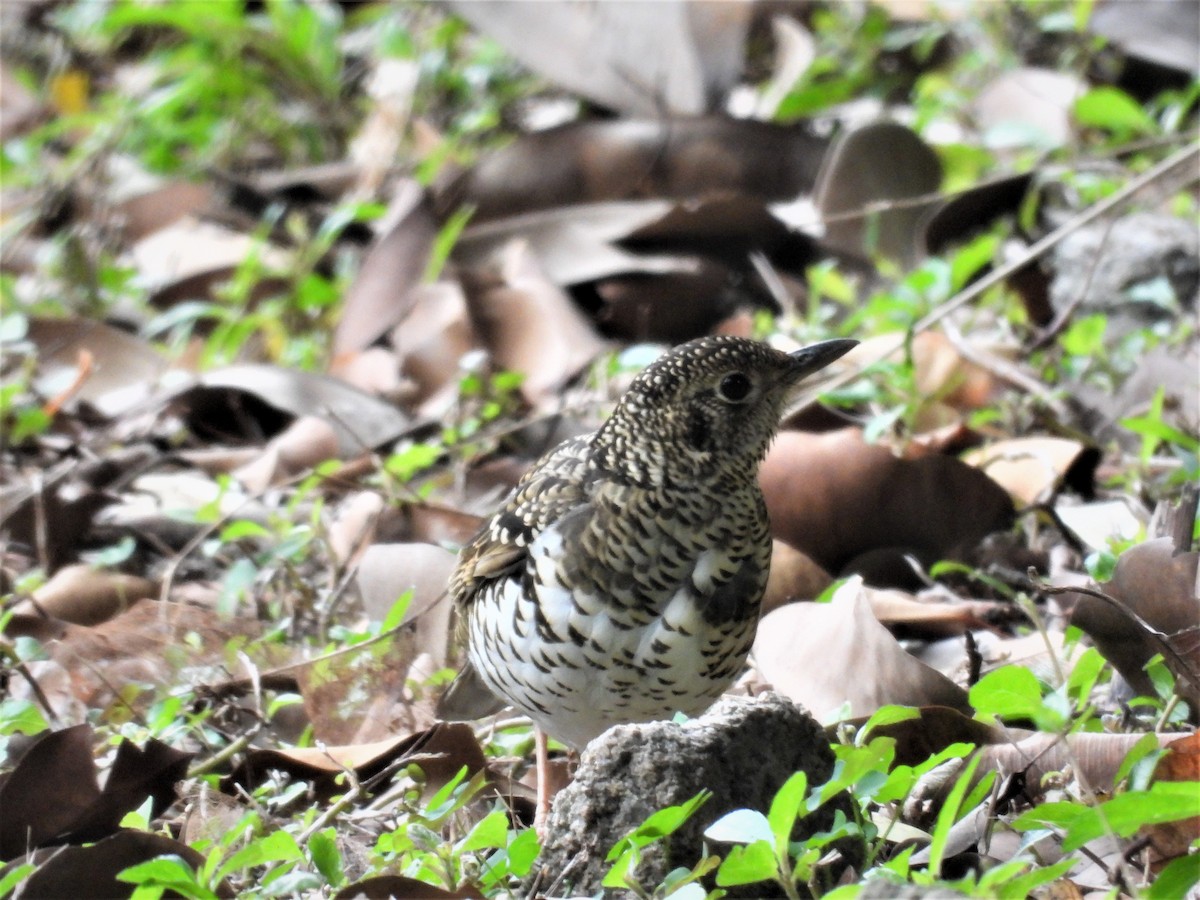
504;827;540;877
858;705;920;742
308;829;342;886
1148;852;1200;899
215;830;303;884
1074;87;1156;135
117;856;217;900
969;665;1048;724
219;520;271;541
715;840;778;886
1113;733;1164;791
767;771;808;856
0;863;36;897
705;809;773;846
926;753;982;879
458;809;509;853
1061;781;1200;851
606;790;710;860
380;590;414;633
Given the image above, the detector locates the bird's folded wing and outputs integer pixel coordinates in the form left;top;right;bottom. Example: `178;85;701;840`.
451;436;595;607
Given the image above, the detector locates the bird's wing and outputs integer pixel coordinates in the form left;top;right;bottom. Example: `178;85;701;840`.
451;435;595;607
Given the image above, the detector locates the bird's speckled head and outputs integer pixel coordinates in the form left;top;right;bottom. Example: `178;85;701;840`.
594;335;857;487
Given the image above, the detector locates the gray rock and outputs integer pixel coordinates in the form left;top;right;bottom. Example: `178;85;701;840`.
529;692;838;898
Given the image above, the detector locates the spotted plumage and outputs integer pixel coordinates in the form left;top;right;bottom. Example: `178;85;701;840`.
440;335;857;749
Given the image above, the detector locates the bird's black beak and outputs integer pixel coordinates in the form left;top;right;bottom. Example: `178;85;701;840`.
786;338;859;381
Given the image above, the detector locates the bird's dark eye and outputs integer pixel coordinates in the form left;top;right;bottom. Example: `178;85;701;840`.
718;372;752;402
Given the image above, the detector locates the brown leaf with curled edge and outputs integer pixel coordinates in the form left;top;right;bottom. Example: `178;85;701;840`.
813;121;942;266
460;239;609;406
388;281;478;415
760;428;1014;583
964;731;1192;805
129;216;290;309
356;542;457;667
449;1;748;118
753;578;971;721
27;317;175;419
12;831;232;899
1090;0;1200;81
174;364;411;456
866;587;1008;639
0;724;193;860
435;118;829;223
964;437;1100;505
1069;538;1200;701
115;180;215;242
332;181;438;359
14;564;156;626
455;200;694;291
224;722;487;801
232;415;341;492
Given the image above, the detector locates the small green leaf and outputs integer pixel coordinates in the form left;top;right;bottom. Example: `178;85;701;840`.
969;665;1045;723
308;829;343;886
858;705;920;742
715;840;778;886
381;590;414;633
1113;733;1163;791
1074;87;1156;135
1062;781;1200;851
1148;852;1200;899
215;830;302;883
607;790;710;860
767;771;808;855
219;520;271;542
458;809;509;853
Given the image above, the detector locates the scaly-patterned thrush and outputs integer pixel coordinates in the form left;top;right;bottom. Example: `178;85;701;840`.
440;336;857;753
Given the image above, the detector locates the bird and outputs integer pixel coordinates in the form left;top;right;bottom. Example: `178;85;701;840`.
438;335;857;817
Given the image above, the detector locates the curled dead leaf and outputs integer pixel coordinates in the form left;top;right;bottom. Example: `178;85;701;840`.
753;578;970;720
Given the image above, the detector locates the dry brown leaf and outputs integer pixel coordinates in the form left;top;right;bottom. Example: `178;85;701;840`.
460;239;608;405
292;631;424;745
16;564;156;626
813;121;942;265
447;1;750;117
177;364;411;455
389;281;478;416
0;724;193;860
328;491;386;567
865;586;1007;638
753;578;971;720
12;831;230;899
128;216;289;307
763;539;833;614
115;180;215;242
331;181;438;359
231;415;341;491
964;437;1099;505
1143;731;1200;866
27;317;175;418
760;428;1014;581
1070;538;1200;699
436;118;828;223
224;722;487;801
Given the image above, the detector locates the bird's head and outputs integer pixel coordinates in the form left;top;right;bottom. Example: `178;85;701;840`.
595;335;858;486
